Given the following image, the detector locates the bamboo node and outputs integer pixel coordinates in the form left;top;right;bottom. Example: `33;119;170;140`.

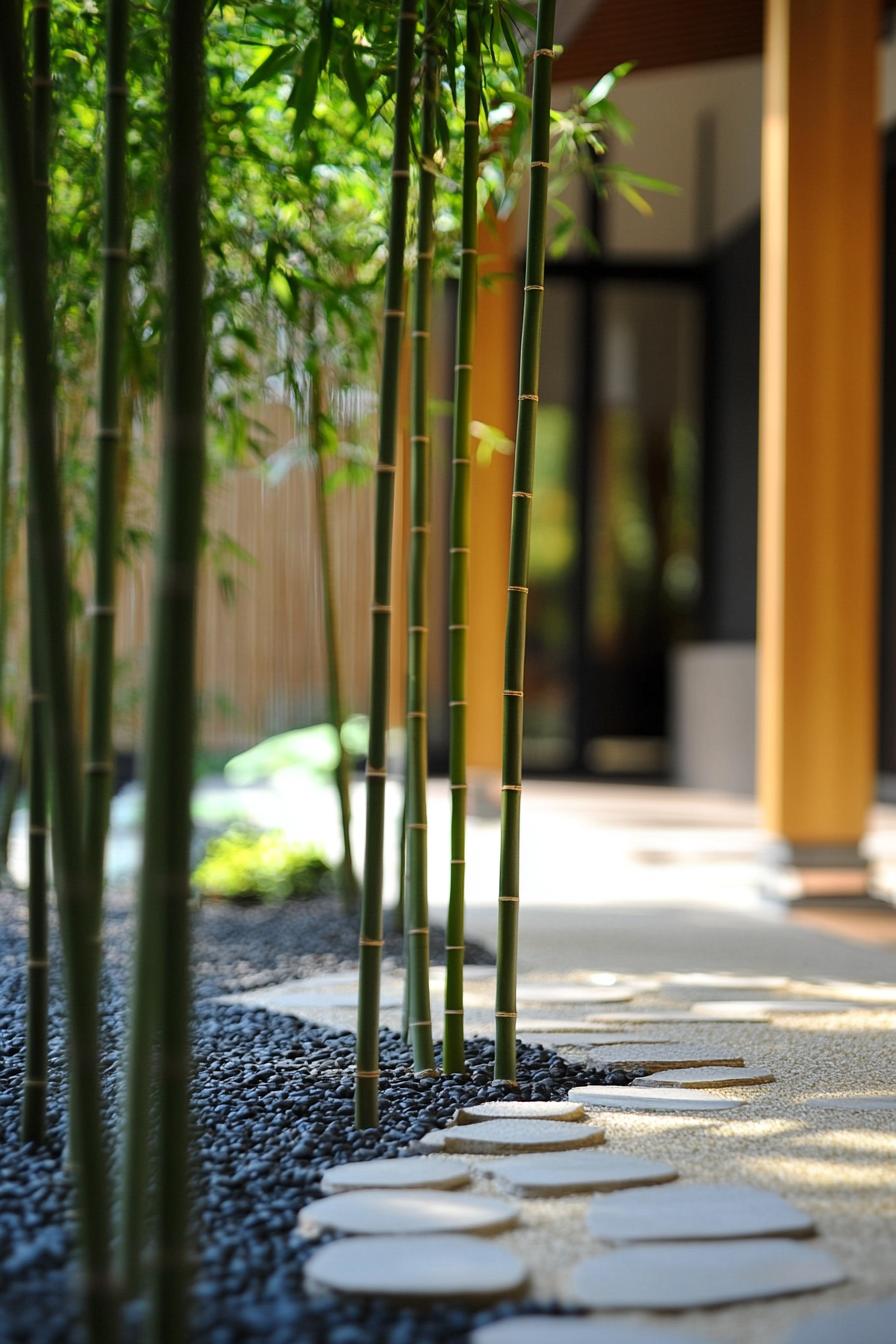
417;250;435;259
392;169;411;178
407;709;427;718
366;767;387;778
519;393;540;402
29;825;50;836
444;947;465;953
29;692;48;704
84;762;113;775
503;688;524;697
408;626;428;634
410;527;431;538
409;1021;432;1029
450;858;465;865
23;1078;47;1089
495;1010;518;1018
371;603;391;613
448;624;468;631
499;895;520;903
444;1007;464;1014
464;120;479;128
384;309;404;318
410;435;430;443
106;85;128;97
31;76;52;88
100;247;129;260
449;783;467;791
449;700;467;707
27;958;50;968
508;585;529;593
454;363;473;371
375;461;398;472
407;927;429;935
96;427;122;441
524;284;545;292
358;937;384;948
501;784;523;792
87;602;116;615
407;823;427;831
512;491;533;500
410;330;430;339
533;48;557;58
530;161;550;169
356;1070;381;1079
460;247;478;255
450;545;470;553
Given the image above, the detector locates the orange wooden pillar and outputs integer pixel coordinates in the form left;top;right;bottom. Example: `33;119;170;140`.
757;0;881;900
467;213;517;809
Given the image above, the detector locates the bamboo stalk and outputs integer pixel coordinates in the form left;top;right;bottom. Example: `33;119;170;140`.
120;3;206;1333
404;0;439;1076
0;5;117;1338
22;681;48;1145
309;354;358;911
0;274;17;882
355;0;419;1130
442;0;481;1076
494;0;556;1085
83;0;129;944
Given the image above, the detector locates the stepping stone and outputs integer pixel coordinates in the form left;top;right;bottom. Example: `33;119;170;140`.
521;1033;673;1049
569;1085;746;1112
304;1232;528;1303
472;1317;705;1343
804;1094;896;1112
586;1008;771;1024
690;999;853;1017
569;1239;846;1310
786;1296;896;1343
418;1119;606;1154
585;1182;814;1242
320;1155;471;1194
588;975;662;994
455;1099;585;1124
668;972;791;991
484;1151;678;1196
299;1189;518;1238
588;1046;745;1072
633;1066;775;1089
517;984;635;1005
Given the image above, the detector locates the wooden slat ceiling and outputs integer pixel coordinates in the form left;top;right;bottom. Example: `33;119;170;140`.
555;0;890;84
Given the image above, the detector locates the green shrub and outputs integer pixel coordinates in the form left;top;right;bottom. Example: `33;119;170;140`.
192;827;331;905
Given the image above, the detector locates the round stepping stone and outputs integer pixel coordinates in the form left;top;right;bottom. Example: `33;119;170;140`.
669;972;791;991
804;1094;896;1112
419;1119;606;1154
569;1239;846;1310
569;1084;746;1112
786;1296;896;1343
690;999;852;1017
521;1033;673;1049
588;1047;745;1072
455;1099;585;1124
588;1008;770;1023
320;1155;471;1194
633;1066;775;1089
472;1317;705;1344
484;1151;678;1196
300;1188;518;1238
305;1232;528;1303
517;984;635;1005
585;1182;814;1242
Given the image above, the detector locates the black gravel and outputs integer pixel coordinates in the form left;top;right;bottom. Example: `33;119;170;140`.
0;888;626;1344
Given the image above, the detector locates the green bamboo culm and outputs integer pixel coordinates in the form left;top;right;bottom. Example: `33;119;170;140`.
21;0;52;1158
309;351;358;911
83;0;130;944
442;0;482;1077
404;0;440;1076
0;5;117;1338
355;0;419;1130
120;2;206;1331
0;271;18;886
494;0;556;1085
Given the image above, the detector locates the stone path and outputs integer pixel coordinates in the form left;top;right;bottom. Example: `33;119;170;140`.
282;961;896;1341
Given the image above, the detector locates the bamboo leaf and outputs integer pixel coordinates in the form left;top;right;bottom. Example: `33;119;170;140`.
319;0;334;69
241;42;295;92
291;37;321;140
341;39;368;117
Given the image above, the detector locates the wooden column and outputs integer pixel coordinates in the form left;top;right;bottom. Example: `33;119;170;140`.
467;213;517;805
758;0;881;898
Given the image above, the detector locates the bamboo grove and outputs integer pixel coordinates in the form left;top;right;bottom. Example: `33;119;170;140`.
0;0;654;1336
